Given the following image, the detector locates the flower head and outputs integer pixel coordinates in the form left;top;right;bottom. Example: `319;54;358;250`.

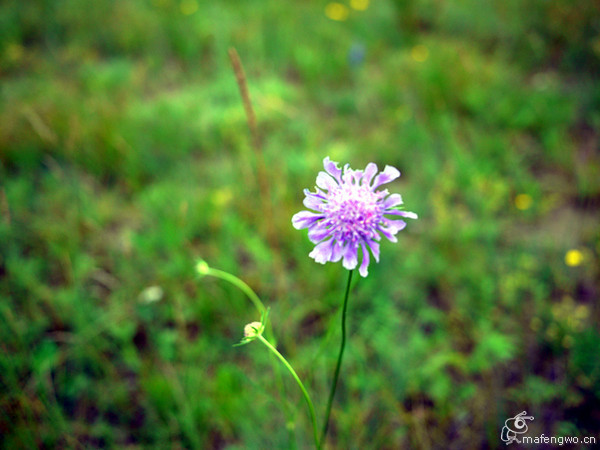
292;157;417;277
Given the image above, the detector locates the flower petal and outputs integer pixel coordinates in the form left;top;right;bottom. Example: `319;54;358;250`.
303;191;326;211
366;239;380;262
362;162;378;186
342;165;354;184
384;219;407;233
378;224;398;242
386;210;418;219
372;165;400;189
305;187;326;199
401;211;418;219
331;241;344;262
358;242;370;277
308;222;332;243
342;243;358;270
383;193;403;209
323;157;342;182
309;239;334;264
316;171;338;192
292;211;324;229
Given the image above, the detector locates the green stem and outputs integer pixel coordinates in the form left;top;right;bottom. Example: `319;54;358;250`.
206;268;266;314
257;334;321;450
320;269;353;447
205;267;279;347
204;266;294;444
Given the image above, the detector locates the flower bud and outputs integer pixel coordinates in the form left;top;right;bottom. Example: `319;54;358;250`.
244;321;263;338
196;259;210;276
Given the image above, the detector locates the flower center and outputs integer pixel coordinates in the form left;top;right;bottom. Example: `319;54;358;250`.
325;184;382;242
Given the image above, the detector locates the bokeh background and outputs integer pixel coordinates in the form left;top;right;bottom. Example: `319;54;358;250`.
1;0;600;448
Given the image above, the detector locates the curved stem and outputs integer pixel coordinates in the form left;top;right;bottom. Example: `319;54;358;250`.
257;335;321;450
205;266;294;443
320;269;353;447
205;267;278;347
206;268;266;314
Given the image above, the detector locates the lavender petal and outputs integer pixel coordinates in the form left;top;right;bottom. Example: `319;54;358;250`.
362;162;378;186
378;224;398;243
383;193;403;209
384;219;407;233
323;157;342;182
305;188;326;200
358;242;370;277
303;192;326;211
342;243;358;270
309;239;334;264
331;241;344;262
308;222;333;243
372;165;400;189
366;239;380;262
316;171;338;192
342;166;354;185
292;211;324;230
385;210;418;219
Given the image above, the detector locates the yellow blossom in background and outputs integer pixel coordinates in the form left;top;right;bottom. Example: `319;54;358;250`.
212;188;233;207
325;3;349;21
180;0;198;15
515;193;533;210
350;0;369;11
565;249;584;267
411;45;429;62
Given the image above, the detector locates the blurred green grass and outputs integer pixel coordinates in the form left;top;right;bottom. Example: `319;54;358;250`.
1;0;599;448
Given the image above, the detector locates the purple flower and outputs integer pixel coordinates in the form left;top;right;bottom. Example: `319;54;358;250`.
292;157;417;277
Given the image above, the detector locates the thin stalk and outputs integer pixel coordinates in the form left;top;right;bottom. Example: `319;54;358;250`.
228;48;260;154
257;334;321;450
228;47;289;306
203;266;293;443
320;269;354;447
205;267;280;346
205;267;265;315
